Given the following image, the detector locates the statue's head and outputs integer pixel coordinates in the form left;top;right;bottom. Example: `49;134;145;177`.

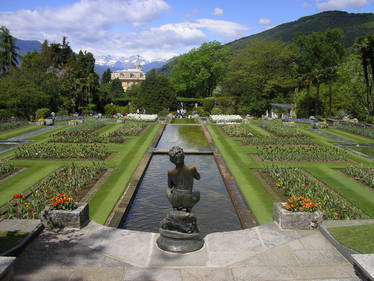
169;146;184;165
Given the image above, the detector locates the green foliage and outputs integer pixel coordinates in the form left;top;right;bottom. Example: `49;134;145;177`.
224;41;297;116
171;41;230;98
137;71;177;114
101;68;111;84
211;106;224;115
0;109;12;119
110;78;124;98
104;104;118;116
158;108;169;116
35;108;50;119
0;26;20;75
56;109;68;116
202;99;215;113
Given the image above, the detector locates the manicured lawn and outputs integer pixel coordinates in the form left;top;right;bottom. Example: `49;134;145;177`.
328;224;374;254
89;123;160;224
346;145;374;158
325;128;374;144
0;125;41;140
172;118;196;124
0;231;28;253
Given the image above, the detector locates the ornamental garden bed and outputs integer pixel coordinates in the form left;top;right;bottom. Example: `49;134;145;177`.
256;145;348;162
242;136;314;146
343;166;374;190
14;143;109;160
258;120;306;138
337;124;374;139
0;161;15;180
264;166;369;220
0;163;105;220
251;169;288;202
220;124;254;137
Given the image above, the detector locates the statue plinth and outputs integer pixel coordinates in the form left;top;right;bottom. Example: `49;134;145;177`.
156;146;204;253
157;210;204;253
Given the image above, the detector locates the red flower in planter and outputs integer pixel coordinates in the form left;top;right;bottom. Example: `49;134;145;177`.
13;194;23;199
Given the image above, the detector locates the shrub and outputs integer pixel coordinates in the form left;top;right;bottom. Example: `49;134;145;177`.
365;116;374;124
211;106;224;115
0;109;12;119
56;109;69;116
35;108;50;119
158;108;169;117
225;107;236;115
196;107;209;117
202;99;215;113
104;104;118;116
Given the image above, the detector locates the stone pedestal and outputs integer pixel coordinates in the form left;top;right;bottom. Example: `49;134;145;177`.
273;202;322;230
157;210;204;253
40;203;89;230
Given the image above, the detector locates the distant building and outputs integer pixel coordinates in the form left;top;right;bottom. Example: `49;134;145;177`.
111;56;146;92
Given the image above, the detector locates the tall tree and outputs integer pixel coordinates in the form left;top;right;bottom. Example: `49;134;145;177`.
355;33;374;116
171;41;230;98
224;40;297;115
0;26;20;75
102;68;111;84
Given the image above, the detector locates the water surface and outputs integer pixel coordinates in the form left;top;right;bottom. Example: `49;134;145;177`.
122;155;241;235
156;125;209;149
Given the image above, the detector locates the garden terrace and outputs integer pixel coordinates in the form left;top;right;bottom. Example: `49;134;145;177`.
49;120;105;143
14;143;108;160
242;136;314;145
258;120;306;137
337;124;374;139
256;144;347;161
345;166;374;189
221;124;254;137
1;163;103;219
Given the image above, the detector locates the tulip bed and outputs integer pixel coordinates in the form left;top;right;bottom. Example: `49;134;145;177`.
345;166;374;189
0;161;14;176
242;136;313;145
125;114;158;122
221;124;253;137
14;143;108;160
265;165;368;220
210;115;242;124
106;122;146;138
0;121;29;131
337;124;374;139
257;145;347;161
258;121;305;137
49;120;105;143
2;163;103;219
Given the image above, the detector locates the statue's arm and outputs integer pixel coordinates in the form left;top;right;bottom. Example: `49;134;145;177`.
192;166;200;180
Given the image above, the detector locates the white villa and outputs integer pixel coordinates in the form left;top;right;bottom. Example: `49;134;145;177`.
111;56;146;92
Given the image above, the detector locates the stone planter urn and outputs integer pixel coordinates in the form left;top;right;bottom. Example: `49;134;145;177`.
40;203;89;230
273;202;322;230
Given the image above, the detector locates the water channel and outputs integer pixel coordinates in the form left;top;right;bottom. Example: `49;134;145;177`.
121;124;241;236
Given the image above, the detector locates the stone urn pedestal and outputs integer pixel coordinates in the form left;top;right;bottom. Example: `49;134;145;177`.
157;210;204;253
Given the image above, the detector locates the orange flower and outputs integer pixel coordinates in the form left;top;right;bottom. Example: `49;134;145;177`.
306;203;310;208
285;205;290;210
291;204;294;208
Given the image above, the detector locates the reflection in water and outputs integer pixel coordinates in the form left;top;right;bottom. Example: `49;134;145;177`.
122;155;241;235
157;125;209;149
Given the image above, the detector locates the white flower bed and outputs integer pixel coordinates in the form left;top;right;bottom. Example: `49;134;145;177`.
125;114;158;122
209;115;242;124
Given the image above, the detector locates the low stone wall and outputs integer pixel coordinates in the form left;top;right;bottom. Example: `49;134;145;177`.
40;203;89;230
273;202;322;230
0;257;16;281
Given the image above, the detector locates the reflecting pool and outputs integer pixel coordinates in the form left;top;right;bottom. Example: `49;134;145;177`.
156;125;209;149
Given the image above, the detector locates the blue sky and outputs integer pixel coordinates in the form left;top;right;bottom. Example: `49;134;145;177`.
1;0;373;61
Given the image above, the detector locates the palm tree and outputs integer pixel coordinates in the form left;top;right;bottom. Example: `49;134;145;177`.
0;26;20;75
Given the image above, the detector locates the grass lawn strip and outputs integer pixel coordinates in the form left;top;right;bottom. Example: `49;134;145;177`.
326;128;374;144
247;123;271;137
0;125;41;140
307;166;374;218
89;123;159;224
0;231;29;253
328;224;374;254
207;124;273;224
0;163;60;207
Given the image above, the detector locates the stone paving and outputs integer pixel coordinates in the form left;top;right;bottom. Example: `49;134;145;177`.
11;221;361;281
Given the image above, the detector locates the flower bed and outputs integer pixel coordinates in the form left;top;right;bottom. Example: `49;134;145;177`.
49;120;105;143
0;161;14;176
257;145;347;161
265;166;368;219
210;115;242;124
125;114;158;122
345;166;374;189
221;124;253;137
337;124;374;139
258;120;305;137
106;122;146;138
242;136;313;145
15;143;108;160
0;121;28;131
2;163;102;219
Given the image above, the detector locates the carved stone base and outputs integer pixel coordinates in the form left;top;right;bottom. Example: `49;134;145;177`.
157;210;204;253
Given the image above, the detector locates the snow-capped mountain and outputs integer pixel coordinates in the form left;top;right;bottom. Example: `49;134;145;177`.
94;55;169;73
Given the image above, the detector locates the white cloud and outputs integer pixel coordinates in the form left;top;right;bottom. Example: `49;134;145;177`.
258;18;271;26
0;0;250;59
316;0;371;10
213;8;224;16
